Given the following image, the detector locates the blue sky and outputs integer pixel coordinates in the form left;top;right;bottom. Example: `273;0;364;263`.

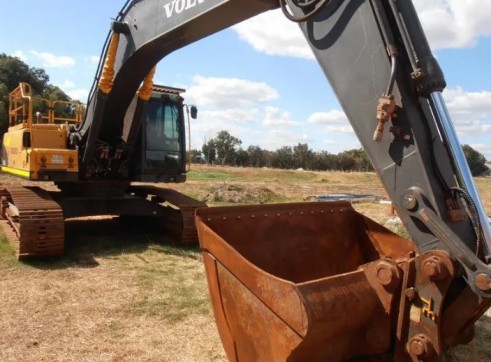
1;0;491;158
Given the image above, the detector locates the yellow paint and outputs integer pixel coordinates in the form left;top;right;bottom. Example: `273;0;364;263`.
421;296;436;321
99;32;120;94
1;166;30;178
138;67;157;101
2;125;79;181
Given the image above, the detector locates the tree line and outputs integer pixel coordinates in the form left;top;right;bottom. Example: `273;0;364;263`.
193;130;379;172
192;130;490;176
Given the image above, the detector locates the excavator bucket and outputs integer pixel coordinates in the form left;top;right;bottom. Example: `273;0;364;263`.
196;201;417;362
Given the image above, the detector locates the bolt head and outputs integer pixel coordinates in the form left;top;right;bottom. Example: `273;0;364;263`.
421;255;450;281
405;287;416;301
409;339;425;357
403;195;417;211
407;335;434;359
475;273;491;292
376;261;399;287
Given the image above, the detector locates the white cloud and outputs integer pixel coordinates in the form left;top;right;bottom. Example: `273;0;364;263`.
321;124;356;134
443;87;491;134
66;89;89;102
86;55;100;65
58;80;75;89
30;50;75;68
185;75;279;108
12;50;27;61
195;108;259;126
260;129;312;150
233;10;314;59
308;110;347;125
55;79;88;102
233;2;491;60
307;110;354;134
414;0;491;49
470;143;491;158
263;107;300;126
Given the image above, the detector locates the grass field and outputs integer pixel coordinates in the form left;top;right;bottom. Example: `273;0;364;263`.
0;164;490;361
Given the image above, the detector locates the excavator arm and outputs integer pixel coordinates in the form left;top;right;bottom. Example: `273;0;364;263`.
72;0;279;172
71;0;491;360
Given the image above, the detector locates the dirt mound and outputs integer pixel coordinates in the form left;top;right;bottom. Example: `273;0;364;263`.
202;184;280;204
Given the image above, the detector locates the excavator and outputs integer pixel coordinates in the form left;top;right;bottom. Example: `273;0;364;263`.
1;0;491;361
2;80;205;256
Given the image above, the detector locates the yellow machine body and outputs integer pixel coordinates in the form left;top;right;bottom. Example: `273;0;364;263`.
2;83;81;181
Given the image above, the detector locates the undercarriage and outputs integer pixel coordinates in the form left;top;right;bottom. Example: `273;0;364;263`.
0;182;205;259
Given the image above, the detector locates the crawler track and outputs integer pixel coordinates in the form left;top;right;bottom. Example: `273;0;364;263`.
0;185;64;259
130;186;207;244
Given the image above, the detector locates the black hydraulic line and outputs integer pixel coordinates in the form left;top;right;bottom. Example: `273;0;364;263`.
386;0;418;72
117;0;134;20
385;52;398;95
294;0;321;8
452;186;485;258
279;0;332;22
370;0;399;96
387;0;446;96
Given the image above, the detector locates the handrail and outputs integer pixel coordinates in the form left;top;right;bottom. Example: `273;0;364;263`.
8;82;33;127
8;82;85;128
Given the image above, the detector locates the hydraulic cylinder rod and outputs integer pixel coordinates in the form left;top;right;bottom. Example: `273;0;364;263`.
429;91;491;259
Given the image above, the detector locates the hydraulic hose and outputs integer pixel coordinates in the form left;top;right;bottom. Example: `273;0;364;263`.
279;0;333;22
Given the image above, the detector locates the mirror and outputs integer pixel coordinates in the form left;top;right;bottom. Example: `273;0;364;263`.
190;105;198;119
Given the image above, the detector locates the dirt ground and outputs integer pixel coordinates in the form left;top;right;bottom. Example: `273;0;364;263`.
0;219;226;362
0;165;490;361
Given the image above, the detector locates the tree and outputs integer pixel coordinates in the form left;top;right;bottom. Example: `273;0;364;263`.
234;148;249;167
311;151;336;171
337;151;356;171
0;83;8;134
344;148;373;171
202;138;216;164
271;146;294;169
463;145;489;177
212;130;242;165
247;145;267;168
0;54;49;93
293;143;313;169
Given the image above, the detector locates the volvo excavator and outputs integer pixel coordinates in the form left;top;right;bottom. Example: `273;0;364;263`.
2;80;205;256
2;0;491;361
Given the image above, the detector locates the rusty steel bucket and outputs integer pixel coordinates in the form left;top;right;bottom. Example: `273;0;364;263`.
196;201;416;362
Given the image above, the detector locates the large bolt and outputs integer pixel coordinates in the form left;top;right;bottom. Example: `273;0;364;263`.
422;256;448;281
403;195;417;211
407;334;434;359
475;273;491;292
376;261;399;287
405;287;417;301
408;339;425;357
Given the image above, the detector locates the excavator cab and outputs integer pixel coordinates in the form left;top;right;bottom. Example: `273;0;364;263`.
130;85;192;183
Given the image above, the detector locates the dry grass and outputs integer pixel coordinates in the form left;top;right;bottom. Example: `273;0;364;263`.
0;219;225;362
0;165;490;361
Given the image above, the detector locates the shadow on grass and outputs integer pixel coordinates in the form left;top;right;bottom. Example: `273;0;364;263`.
21;216;201;270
